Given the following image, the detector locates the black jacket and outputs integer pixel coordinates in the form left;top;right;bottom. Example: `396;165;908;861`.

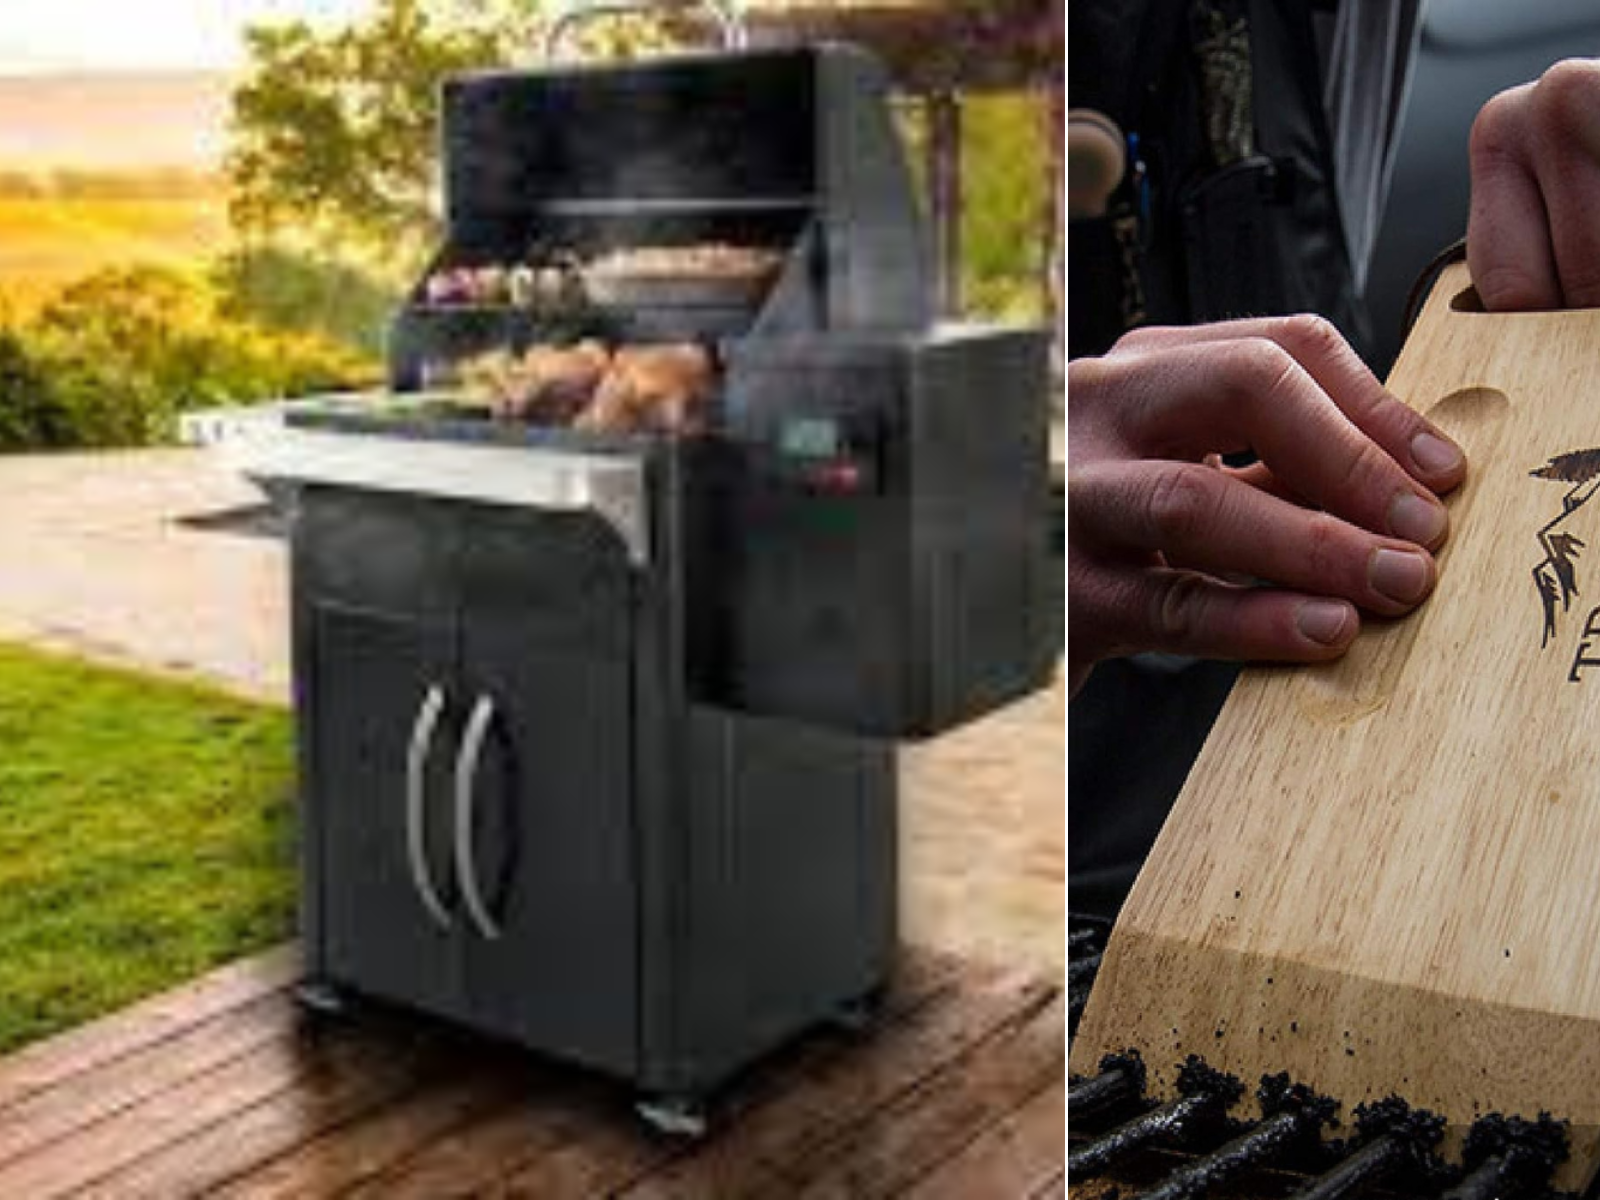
1068;0;1367;917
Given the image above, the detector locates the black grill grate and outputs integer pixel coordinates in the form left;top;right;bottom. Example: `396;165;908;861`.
1066;913;1583;1199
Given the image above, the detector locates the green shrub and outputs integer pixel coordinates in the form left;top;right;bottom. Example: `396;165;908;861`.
4;266;373;449
0;329;72;449
211;244;399;359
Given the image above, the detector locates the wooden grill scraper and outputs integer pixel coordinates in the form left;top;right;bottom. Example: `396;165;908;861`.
1071;263;1600;1189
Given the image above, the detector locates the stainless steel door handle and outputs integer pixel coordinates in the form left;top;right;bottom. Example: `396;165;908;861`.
454;694;505;941
405;684;454;931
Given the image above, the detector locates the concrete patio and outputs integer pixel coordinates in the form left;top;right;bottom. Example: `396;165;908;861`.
0;449;1063;975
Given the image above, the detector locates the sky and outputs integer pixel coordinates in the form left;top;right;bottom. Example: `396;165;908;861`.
0;1;375;74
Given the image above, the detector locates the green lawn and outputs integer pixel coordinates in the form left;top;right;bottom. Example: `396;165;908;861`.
0;641;294;1053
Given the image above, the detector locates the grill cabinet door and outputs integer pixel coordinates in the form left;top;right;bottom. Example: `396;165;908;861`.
310;603;466;1018
453;506;638;1075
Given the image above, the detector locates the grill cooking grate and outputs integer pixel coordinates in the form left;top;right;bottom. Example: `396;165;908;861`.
1066;913;1581;1199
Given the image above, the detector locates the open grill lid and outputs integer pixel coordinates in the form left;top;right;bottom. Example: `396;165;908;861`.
435;44;933;335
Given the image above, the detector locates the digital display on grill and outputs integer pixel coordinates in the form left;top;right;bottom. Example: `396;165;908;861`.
778;416;842;458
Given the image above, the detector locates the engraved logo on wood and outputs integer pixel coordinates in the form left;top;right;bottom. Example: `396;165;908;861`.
1531;449;1600;677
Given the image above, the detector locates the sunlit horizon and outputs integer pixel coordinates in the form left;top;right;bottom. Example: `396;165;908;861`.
0;1;375;75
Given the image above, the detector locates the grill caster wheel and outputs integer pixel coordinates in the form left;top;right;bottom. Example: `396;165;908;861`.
294;979;351;1020
636;1094;709;1139
829;987;887;1035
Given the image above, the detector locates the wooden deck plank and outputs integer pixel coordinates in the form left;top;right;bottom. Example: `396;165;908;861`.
0;946;296;1114
209;1072;524;1200
71;1032;454;1199
0;1019;432;1199
0;945;1064;1198
611;967;1054;1200
501;1121;665;1199
787;995;1064;1200
899;1078;1065;1200
371;951;968;1200
0;992;294;1167
346;1088;619;1200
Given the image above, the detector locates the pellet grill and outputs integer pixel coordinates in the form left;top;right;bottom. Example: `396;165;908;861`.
191;11;1053;1132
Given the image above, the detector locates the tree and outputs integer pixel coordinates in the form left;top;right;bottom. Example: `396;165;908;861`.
227;0;516;259
228;0;739;256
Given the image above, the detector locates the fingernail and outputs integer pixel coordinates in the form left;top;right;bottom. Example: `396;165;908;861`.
1370;547;1432;604
1389;492;1448;547
1411;430;1464;475
1297;600;1354;646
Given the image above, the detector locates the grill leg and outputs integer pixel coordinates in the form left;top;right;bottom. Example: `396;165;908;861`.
636;1093;710;1139
294;978;351;1019
828;986;888;1035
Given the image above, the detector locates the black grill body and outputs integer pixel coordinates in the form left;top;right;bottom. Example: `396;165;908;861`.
292;472;896;1096
288;43;1052;1109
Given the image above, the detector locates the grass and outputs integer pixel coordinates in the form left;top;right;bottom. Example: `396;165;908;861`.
0;194;230;314
0;641;294;1054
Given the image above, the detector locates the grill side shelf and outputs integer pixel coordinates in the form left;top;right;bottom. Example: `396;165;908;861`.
183;403;651;565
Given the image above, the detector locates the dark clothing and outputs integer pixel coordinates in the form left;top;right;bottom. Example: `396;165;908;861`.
1068;659;1238;917
1069;0;1368;359
1067;0;1417;916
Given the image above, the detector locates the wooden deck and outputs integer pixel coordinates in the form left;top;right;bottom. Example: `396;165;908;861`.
0;946;1063;1198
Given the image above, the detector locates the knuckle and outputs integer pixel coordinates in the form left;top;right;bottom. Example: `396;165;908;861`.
1470;90;1527;164
1301;511;1347;581
1113;324;1164;352
1144;467;1215;545
1535;58;1600;129
1334;436;1393;500
1228;337;1298;398
1274;313;1343;361
1067;355;1112;394
1151;572;1211;646
1110;324;1174;353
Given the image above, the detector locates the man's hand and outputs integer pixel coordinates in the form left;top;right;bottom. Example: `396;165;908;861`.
1068;316;1468;696
1469;59;1600;310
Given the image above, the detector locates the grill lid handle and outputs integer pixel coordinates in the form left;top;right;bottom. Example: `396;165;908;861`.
541;0;747;62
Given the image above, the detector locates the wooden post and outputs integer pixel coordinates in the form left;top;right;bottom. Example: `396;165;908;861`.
926;90;963;316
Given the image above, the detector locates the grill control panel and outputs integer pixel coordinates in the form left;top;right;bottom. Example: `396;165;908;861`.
769;413;881;495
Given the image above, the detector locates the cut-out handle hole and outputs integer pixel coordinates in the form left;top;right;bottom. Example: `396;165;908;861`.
1451;286;1485;312
1426;385;1510;433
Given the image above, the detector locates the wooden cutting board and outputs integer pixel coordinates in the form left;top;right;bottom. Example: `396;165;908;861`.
1070;263;1600;1188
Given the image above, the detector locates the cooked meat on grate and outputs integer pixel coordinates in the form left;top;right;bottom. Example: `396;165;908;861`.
516;339;611;421
458;340;612;420
575;343;715;435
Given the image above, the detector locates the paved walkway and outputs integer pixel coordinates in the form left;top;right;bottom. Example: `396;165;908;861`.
0;450;1063;975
